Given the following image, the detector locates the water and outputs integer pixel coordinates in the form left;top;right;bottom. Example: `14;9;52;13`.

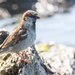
36;6;75;46
0;6;75;46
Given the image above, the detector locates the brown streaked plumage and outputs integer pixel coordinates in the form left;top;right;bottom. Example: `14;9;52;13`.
0;25;27;48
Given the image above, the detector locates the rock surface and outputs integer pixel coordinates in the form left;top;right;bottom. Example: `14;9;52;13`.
0;45;48;75
36;41;75;75
0;52;19;75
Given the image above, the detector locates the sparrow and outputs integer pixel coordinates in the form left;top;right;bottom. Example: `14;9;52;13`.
0;10;39;63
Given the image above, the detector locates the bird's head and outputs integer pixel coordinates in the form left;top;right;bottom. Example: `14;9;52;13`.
22;10;40;30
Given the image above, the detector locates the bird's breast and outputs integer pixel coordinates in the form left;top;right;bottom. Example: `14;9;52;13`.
12;29;36;52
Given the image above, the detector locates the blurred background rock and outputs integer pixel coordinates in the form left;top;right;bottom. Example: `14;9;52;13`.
0;0;75;19
35;0;75;17
0;0;37;19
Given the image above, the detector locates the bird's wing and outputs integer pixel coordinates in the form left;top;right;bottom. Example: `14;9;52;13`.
0;26;27;49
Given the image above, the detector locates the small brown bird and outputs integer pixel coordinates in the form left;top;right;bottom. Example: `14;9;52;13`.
0;10;39;63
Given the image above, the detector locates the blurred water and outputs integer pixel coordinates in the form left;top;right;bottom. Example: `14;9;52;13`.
0;6;75;46
36;6;75;46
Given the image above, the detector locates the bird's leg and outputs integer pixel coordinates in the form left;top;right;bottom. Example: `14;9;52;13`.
22;50;29;57
18;51;30;63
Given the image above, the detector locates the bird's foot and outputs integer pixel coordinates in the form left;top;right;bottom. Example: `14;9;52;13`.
18;51;31;63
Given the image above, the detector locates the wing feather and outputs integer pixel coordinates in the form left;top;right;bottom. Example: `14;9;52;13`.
1;26;27;48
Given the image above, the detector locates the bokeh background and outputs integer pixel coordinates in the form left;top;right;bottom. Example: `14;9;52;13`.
0;0;75;46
